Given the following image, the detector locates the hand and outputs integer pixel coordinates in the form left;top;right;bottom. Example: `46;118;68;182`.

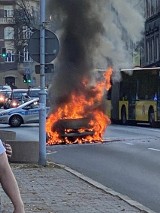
4;143;12;158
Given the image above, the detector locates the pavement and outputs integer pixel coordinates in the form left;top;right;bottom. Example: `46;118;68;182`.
0;162;156;213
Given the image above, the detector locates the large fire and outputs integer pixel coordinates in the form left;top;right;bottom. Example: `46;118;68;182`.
46;67;112;145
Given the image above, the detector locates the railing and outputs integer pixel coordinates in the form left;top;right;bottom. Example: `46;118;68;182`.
0;17;14;24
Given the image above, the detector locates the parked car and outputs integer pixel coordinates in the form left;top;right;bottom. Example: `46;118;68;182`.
27;88;49;106
0;85;12;91
0;90;12;108
27;88;40;98
0;98;50;127
3;89;28;109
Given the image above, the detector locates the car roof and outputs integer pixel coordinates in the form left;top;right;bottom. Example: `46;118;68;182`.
0;85;12;90
29;88;40;90
12;89;27;92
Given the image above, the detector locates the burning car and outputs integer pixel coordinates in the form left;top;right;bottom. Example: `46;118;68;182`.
51;118;94;143
46;68;112;145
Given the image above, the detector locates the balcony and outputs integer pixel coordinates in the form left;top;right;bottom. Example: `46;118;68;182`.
0;17;14;24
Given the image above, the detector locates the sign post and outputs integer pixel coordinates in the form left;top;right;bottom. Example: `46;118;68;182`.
28;1;59;166
39;0;46;166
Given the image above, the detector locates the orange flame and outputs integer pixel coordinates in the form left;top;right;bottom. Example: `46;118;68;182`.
46;67;112;145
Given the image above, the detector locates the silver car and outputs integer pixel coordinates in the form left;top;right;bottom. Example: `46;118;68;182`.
0;98;50;127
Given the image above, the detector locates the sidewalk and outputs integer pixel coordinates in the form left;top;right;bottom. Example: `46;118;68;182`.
0;162;155;213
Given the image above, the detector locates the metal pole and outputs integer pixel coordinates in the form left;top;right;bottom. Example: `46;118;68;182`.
39;0;46;166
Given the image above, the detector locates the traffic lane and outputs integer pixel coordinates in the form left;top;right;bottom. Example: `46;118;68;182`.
47;139;160;213
0;123;39;141
104;124;160;139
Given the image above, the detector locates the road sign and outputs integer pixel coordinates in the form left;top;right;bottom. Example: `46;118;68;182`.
35;64;54;74
28;29;59;63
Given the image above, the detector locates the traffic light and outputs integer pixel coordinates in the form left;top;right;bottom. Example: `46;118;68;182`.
23;74;31;83
1;47;6;58
23;74;27;83
27;74;31;83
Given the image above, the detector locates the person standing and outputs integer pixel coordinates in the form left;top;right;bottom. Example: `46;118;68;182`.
0;139;25;213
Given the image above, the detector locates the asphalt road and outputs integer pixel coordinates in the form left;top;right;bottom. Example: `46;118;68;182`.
1;123;160;212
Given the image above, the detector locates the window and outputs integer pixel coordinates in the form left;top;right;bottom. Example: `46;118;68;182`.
145;0;152;18
22;26;32;39
4;27;14;40
155;35;159;61
146;39;150;63
145;0;159;17
23;47;32;62
5;50;15;62
4;6;14;17
151;0;160;14
155;0;159;13
150;37;154;62
147;37;154;63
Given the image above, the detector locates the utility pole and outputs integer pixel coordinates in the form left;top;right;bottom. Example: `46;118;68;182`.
39;0;47;166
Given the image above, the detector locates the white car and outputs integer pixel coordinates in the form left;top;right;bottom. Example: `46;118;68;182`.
0;98;50;127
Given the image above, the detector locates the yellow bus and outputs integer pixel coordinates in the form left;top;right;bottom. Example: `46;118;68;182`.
110;67;160;127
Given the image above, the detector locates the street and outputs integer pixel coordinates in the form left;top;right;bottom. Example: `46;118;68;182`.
1;123;160;212
46;135;160;213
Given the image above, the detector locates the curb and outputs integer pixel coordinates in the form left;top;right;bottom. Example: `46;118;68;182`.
53;162;156;213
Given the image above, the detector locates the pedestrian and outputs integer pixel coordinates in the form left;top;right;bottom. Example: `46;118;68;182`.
0;139;25;213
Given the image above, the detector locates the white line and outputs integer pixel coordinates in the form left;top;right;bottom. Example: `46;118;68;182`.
47;151;57;155
148;148;160;152
125;142;134;145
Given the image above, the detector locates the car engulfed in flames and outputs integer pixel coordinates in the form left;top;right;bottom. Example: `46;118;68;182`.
46;67;112;145
52;118;94;143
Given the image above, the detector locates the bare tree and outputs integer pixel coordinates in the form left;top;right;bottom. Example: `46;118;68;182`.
13;0;39;61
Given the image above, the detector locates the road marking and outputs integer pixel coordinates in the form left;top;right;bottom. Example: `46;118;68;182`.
125;142;134;145
148;148;160;152
47;151;57;154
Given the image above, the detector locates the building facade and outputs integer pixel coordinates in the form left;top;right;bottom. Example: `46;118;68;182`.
0;0;40;89
142;0;160;67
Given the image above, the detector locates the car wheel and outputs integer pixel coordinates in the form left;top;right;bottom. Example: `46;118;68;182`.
9;115;22;127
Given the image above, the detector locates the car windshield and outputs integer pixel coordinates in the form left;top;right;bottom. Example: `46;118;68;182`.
12;91;27;99
0;91;11;98
28;90;40;97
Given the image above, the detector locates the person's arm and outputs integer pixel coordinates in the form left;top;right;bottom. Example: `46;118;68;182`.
0;152;25;213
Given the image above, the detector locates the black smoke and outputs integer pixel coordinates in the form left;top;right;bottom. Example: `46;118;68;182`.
47;0;104;110
47;0;144;111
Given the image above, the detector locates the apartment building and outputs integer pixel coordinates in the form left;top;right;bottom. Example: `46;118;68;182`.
0;0;40;88
142;0;160;67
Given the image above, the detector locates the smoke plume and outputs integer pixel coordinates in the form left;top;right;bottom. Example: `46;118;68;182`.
47;0;144;110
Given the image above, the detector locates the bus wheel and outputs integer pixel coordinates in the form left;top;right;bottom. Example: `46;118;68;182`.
148;109;156;127
121;107;127;125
